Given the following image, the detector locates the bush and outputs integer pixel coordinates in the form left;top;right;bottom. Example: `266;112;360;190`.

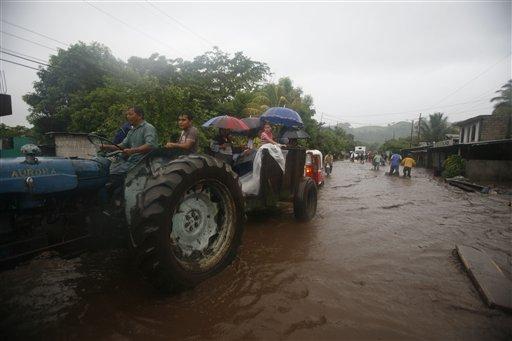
442;155;465;178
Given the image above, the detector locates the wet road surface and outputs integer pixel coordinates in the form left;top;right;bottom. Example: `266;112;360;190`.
1;161;511;339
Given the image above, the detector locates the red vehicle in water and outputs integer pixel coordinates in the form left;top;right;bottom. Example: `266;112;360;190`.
305;149;324;187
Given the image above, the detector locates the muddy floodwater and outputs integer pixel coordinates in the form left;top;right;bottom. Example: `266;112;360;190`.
1;161;511;340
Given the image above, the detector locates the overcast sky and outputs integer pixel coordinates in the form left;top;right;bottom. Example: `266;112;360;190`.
1;1;510;128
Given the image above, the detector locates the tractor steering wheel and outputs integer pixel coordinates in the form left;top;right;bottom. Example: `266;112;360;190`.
87;133;122;151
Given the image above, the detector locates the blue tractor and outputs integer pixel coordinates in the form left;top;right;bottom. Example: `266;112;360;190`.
0;136;245;292
0;133;317;293
0;143;111;262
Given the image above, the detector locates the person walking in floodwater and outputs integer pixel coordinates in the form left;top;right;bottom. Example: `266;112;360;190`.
401;154;416;177
372;153;382;170
389;152;402;176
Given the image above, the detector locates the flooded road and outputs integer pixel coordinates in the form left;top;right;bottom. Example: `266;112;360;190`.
2;161;511;340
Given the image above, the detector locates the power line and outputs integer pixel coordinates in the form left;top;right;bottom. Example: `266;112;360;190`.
1;50;50;67
1;20;69;47
145;0;215;49
318;54;510;124
322;90;496;123
84;1;184;56
1;31;59;51
0;58;40;71
448;106;494;117
0;47;48;64
449;100;494;115
330;97;492;120
426;52;512;109
333;55;505;122
322;98;494;126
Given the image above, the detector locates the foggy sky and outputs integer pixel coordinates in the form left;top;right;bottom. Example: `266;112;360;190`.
1;1;510;128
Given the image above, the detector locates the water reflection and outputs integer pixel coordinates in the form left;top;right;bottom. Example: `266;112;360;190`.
1;161;511;339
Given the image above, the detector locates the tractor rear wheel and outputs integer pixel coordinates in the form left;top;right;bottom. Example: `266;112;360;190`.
293;177;318;222
133;155;244;292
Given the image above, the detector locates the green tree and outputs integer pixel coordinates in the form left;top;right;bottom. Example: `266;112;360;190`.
242;77;320;148
381;137;411;153
491;80;512;138
127;53;176;82
244;78;302;116
315;126;355;156
420;113;453;142
23;43;271;145
491;79;512;116
23;42;125;137
175;48;270;108
22;41;356;155
0;124;33;138
491;79;512;138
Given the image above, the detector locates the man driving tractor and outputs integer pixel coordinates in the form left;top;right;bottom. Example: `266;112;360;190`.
100;107;158;176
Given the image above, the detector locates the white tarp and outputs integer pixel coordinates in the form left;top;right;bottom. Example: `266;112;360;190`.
240;143;286;196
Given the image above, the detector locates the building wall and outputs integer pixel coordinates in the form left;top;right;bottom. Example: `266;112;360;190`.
459;121;481;143
54;135;96;158
465;159;512;183
429;146;460;176
480;114;511;141
0;136;35;158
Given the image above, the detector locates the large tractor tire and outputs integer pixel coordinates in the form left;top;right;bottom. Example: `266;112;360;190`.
293;177;318;222
133;155;244;292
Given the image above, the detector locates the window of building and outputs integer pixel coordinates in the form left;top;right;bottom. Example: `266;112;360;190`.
460;127;465;143
471;124;476;141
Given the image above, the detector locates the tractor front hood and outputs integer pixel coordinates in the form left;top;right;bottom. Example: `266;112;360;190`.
0;157;78;194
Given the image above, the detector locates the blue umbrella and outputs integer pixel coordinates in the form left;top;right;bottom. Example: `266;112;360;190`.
260;107;303;128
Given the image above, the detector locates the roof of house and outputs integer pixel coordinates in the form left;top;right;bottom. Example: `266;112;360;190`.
461;138;512;147
453;115;491;126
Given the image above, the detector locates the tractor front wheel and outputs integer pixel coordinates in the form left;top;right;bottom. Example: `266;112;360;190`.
133;155;244;292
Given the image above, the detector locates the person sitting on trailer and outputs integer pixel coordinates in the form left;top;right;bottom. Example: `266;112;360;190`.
260;122;279;145
165;113;198;154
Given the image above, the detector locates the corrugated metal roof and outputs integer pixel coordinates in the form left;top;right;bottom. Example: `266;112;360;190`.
453;115;490;126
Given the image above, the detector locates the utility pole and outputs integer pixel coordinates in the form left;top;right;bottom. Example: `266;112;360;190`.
417;113;422;142
320;112;324;124
410;120;414;147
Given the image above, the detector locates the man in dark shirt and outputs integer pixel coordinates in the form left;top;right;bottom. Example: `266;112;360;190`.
165;113;198;153
113;122;132;145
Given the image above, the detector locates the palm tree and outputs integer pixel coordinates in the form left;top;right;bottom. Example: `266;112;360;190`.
491;80;512;115
420;113;453;142
243;78;302;116
491;80;512;138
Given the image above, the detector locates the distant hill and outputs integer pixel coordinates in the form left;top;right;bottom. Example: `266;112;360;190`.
337;121;412;144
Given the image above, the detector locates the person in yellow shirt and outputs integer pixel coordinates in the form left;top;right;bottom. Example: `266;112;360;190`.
401;154;416;177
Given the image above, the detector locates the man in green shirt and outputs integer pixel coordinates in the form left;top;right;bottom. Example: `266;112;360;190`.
102;107;158;175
